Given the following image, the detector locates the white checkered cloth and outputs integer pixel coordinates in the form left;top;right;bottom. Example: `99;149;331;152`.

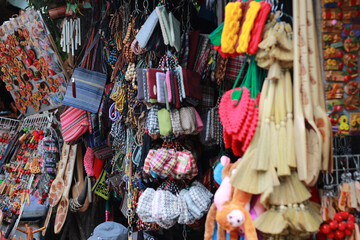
136;188;156;222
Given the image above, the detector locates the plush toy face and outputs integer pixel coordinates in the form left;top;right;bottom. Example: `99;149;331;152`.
216;203;245;231
227;209;245;227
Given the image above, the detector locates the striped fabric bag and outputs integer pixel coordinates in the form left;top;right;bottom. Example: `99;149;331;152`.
63;67;107;113
63;33;107;113
60;107;89;142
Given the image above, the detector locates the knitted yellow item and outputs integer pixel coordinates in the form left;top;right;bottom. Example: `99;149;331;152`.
221;2;242;54
236;1;261;54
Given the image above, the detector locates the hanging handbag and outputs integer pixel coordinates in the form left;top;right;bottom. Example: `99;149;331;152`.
157;81;173;136
179;107;197;135
170;109;184;137
60;107;89;142
137;188;156;222
136;10;159;48
145;106;160;136
63;34;107;113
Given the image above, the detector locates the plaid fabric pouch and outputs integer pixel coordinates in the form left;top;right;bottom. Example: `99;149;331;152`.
151;190;162;220
143;149;157;174
146;106;160;135
150;148;175;175
159;149;177;178
136;188;156;222
177;193;195;225
159;190;179;221
189;181;212;213
180;189;202;220
172;150;198;179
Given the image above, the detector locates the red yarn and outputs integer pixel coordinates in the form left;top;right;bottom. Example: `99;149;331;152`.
94;157;105;180
242;107;259;152
219;87;250;136
247;1;271;55
237;97;254;143
84;147;95;176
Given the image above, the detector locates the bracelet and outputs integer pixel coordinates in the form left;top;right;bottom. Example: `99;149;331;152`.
109;102;120;121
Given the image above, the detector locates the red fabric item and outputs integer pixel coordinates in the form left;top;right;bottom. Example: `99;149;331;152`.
309;186;321;204
147;69;162;100
84;147;95;176
187;30;200;70
94;157;105;180
247;1;271;55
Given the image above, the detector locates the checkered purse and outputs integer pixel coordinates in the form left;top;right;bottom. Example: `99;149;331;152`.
177;193;196;225
136;188;156;222
146;106;160;136
149;148;176;177
172;150;198;179
143;149;157;174
180;189;202;220
189;181;213;213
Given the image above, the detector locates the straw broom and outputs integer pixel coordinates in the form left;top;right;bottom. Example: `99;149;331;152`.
297;203;321;233
231;79;279;194
254;206;288;235
270;101;278;170
277;72;291;176
285;71;296;168
266;171;311;206
253;78;276;171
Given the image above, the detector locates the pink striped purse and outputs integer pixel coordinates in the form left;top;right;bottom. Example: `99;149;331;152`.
60;107;89;142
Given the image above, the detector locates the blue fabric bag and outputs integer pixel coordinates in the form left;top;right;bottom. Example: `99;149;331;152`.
63;34;107;113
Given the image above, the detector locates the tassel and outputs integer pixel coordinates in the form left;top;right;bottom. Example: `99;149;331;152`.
84;147;95;176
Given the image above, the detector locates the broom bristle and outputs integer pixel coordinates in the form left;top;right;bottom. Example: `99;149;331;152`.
298;203;321;233
254;207;288;235
269;47;294;62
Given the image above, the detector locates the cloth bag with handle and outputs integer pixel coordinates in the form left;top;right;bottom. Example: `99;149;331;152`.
63;33;107;113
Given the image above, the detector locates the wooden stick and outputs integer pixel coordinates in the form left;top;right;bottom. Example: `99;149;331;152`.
47;33;71;82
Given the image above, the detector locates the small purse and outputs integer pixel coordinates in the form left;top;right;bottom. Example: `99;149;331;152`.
170;109;184;137
172;149;198;179
156;72;167;103
137;188;156;222
169;12;181;52
192;107;204;133
136;10;159;48
156;6;170;45
149;148;175;174
157;81;172;136
60;107;89;142
146;106;160;136
179;107;197;135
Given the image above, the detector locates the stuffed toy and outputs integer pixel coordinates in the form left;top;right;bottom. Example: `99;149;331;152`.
216;188;258;240
205;156;241;240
